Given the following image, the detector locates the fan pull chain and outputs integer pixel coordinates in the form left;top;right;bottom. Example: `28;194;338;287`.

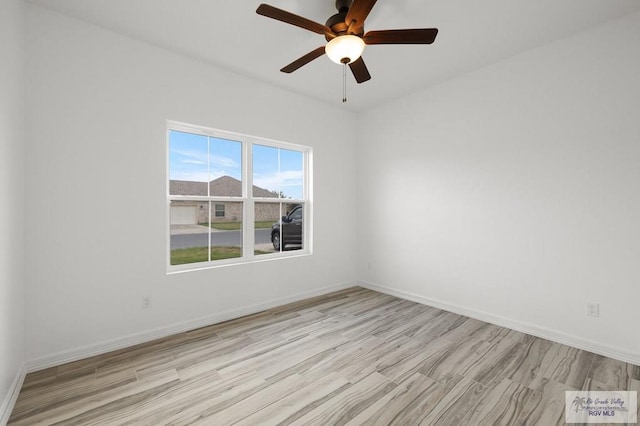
342;63;347;103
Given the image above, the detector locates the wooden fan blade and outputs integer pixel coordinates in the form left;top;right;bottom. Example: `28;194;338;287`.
364;28;439;45
345;0;378;29
349;57;371;84
256;4;335;37
281;46;326;73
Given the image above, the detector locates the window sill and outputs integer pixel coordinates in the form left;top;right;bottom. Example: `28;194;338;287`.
166;250;312;275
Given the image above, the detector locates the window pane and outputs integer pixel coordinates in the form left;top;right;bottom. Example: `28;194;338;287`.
210;201;243;261
254;202;281;255
252;145;304;200
169;131;209;196
281;203;304;252
254;202;304;254
252;144;280;198
280;149;304;200
209;137;242;197
170;201;243;265
170;200;210;265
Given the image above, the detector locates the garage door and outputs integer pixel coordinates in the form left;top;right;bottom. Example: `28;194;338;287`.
170;205;197;225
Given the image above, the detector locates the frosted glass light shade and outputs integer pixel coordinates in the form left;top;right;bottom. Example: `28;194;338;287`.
325;35;365;64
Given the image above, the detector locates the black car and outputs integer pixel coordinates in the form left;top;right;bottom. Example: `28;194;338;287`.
271;205;303;251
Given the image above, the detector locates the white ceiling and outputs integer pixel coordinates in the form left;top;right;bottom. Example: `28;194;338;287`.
27;0;640;111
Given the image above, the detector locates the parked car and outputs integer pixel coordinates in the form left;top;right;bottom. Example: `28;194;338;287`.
271;205;303;251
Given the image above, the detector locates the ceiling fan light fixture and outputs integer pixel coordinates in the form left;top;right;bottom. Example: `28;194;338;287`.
325;35;365;64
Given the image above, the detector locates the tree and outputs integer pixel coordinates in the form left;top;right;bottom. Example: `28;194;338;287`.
270;190;288;199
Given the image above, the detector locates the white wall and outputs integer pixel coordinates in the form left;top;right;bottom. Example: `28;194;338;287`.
21;1;640;373
0;0;26;419
358;11;640;363
24;6;358;366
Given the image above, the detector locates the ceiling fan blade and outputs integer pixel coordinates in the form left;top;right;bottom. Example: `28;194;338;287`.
281;46;326;73
256;4;335;37
349;57;371;84
345;0;378;29
364;28;439;45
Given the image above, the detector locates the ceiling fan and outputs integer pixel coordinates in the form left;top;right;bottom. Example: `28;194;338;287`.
256;0;438;85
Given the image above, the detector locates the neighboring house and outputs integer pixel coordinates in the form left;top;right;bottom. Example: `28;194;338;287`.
170;176;292;225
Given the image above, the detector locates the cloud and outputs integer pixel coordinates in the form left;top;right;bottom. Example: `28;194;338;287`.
170;147;241;179
171;148;207;163
211;157;239;169
172;149;239;169
279;170;303;187
253;170;303;198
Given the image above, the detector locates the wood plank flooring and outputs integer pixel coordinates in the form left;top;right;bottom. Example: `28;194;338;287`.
9;287;640;425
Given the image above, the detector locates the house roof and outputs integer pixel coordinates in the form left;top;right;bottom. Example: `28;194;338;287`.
170;175;276;198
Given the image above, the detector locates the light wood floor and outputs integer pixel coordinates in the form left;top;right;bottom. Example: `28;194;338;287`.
9;287;640;425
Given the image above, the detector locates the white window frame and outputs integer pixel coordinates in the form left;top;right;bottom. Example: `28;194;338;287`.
167;120;313;273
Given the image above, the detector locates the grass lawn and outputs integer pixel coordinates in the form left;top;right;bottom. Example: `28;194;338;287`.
171;246;270;265
201;221;274;231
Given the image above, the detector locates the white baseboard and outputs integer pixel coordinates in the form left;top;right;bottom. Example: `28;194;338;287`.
26;281;357;373
0;363;26;426
359;280;640;366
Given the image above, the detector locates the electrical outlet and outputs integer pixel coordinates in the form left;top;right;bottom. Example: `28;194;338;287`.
587;303;599;317
142;296;151;309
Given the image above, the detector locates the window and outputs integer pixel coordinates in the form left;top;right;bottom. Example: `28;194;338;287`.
252;144;305;255
167;121;311;271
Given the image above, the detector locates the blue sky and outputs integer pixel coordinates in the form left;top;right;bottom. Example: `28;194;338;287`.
170;130;303;199
169;131;241;182
252;143;303;199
